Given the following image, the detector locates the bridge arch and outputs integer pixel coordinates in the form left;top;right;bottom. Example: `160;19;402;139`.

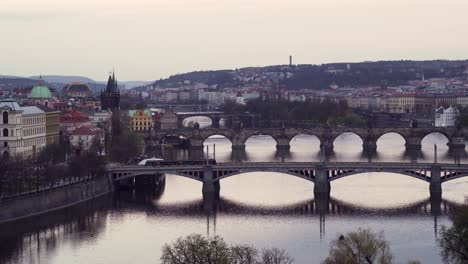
376;131;408;146
244;133;279;147
214;170;315;183
290;134;321;151
328;170;431;183
181;116;213;128
421;131;450;146
332;132;365;151
202;133;233;145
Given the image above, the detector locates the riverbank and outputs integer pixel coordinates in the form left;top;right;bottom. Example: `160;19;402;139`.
0;176;112;224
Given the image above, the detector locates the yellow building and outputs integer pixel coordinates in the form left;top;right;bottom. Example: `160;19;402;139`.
37;105;60;145
128;109;153;132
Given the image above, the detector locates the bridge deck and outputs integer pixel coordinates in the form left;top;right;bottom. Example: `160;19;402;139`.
108;162;468;171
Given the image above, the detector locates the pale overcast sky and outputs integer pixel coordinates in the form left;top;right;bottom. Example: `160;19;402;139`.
1;0;467;81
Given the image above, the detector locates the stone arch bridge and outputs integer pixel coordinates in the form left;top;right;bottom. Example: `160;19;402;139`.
147;126;468;153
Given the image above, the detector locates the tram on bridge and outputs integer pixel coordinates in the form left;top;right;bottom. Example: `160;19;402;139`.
139;158;217;167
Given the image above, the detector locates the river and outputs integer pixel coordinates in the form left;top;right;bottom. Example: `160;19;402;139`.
0;130;467;264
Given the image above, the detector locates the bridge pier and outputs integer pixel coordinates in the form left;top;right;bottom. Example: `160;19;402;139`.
231;149;248;162
276;137;291;150
362;140;377;154
314;167;330;195
405;137;422;151
212;117;221;128
202;166;221;195
314;193;330;215
190;138;204;150
430;166;442;199
232;137;246;150
320;141;334;156
448;137;466;151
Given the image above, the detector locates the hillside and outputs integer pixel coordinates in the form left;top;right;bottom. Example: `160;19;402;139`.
142;60;468;91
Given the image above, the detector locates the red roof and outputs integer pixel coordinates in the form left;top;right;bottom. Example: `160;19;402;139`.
69;126;102;136
60;110;89;123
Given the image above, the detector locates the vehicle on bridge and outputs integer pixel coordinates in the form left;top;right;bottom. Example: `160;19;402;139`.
138;157;164;165
144;159;217;167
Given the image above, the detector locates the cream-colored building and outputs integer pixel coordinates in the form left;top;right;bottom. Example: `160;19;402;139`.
385;95;417;113
0;99;46;158
456;95;468;109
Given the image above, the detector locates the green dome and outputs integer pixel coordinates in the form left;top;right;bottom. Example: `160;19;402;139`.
29;85;52;99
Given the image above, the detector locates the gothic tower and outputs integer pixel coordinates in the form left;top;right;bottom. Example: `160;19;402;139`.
101;71;120;111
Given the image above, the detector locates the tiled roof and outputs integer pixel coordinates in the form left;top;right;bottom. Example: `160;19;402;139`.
22;106;44;115
69;125;102;136
0;99;22;111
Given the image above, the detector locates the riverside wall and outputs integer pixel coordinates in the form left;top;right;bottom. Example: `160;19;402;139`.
0;176;113;224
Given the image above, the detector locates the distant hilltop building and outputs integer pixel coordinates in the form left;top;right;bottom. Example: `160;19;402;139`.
101;72;120;111
62;82;92;99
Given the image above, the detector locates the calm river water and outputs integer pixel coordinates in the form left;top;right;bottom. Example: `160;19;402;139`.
1;130;468;264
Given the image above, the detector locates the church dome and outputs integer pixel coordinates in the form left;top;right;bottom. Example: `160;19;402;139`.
29;85;52;99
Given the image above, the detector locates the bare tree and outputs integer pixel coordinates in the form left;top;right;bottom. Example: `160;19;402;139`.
323;228;393;264
261;248;294;264
161;234;230;264
161;234;294;264
229;245;258;264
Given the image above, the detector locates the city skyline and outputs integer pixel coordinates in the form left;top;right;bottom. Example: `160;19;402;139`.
2;0;468;81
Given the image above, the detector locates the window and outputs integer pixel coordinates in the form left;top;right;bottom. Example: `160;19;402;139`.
3;128;8;137
3;142;7;147
2;112;8;124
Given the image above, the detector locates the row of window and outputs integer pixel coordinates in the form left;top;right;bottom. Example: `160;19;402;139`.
1;126;46;137
23;126;46;137
132;127;150;131
132;121;152;126
1;112;46;125
2;136;45;148
24;116;45;125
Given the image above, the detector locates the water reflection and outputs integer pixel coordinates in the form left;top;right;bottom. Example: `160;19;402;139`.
2;132;468;264
0;186;463;264
0;196;111;264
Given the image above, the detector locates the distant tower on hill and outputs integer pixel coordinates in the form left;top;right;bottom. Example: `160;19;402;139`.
101;71;120;111
289;55;293;66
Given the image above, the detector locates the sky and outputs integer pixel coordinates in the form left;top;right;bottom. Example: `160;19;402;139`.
1;0;468;81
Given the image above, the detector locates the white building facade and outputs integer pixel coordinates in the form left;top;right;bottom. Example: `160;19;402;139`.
0;99;46;158
435;106;460;127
